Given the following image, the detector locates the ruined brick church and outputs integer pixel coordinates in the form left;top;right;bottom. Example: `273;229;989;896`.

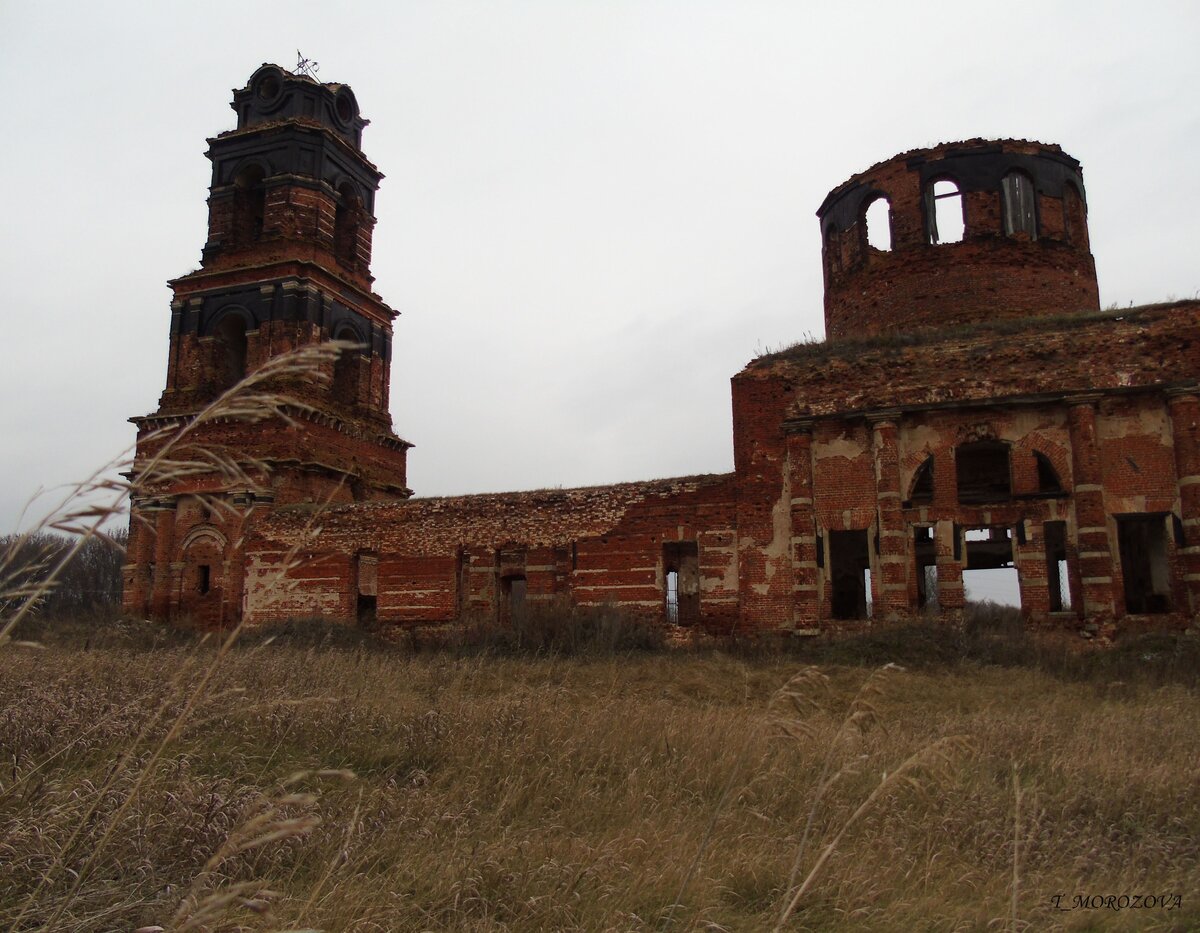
123;64;1200;634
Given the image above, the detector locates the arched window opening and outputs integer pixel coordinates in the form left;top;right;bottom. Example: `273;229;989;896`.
823;225;842;275
909;456;934;504
214;315;248;388
232;165;266;246
956;440;1012;503
1035;452;1063;494
925;179;964;244
1063;182;1087;248
863;196;892;251
334;182;362;269
331;328;361;406
1001;170;1038;239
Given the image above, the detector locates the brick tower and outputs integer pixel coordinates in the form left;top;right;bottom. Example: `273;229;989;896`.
123;64;411;625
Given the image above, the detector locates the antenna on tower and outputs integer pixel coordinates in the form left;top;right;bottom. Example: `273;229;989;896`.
295;51;320;80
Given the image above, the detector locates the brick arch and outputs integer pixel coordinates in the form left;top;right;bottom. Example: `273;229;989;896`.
331;319;366;345
178;527;228;627
226;157;272;187
180;524;228;552
203;304;254;339
1011;433;1073;495
906;454;935;503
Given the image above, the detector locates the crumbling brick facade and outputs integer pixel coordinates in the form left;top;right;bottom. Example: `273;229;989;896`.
123;67;1200;636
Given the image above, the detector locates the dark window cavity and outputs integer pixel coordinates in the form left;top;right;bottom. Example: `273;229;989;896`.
1035;452;1063;494
1117;515;1172;614
232;164;266;245
910;456;934;504
956;441;1012;503
829;530;871;620
215;315;249;387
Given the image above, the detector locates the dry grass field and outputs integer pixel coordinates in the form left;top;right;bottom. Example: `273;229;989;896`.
1;618;1198;932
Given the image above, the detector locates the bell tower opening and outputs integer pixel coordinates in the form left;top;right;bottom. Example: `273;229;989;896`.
231;164;266;246
214;314;248;388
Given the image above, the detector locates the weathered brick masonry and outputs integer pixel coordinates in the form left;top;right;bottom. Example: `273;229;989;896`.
123;66;1200;636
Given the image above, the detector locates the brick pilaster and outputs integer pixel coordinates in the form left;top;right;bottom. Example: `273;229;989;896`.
1167;389;1200;613
870;413;909;618
786;423;819;628
1067;396;1116;617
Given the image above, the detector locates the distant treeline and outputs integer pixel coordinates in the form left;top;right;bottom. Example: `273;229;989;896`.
1;530;127;618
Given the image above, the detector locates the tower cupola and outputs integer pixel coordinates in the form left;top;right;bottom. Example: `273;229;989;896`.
817;139;1100;340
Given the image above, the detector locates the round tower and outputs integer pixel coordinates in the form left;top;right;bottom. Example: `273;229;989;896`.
816;139;1100;340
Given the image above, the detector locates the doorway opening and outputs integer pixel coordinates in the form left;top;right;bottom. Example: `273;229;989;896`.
830;530;871;619
1117;515;1171;614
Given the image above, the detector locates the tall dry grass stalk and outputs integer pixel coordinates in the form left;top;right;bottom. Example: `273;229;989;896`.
1;341;362;930
770;664;970;929
0;340;357;646
1011;759;1022;931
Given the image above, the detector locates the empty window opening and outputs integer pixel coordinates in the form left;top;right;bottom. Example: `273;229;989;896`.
455;549;469;618
1063;183;1087;248
925;179;964;244
334;182;362;269
500;574;527;624
198;564;211;595
914;526;937;609
1002;170;1038;239
1044;521;1071;612
962;526;1021;608
863;197;892;251
921;565;939;610
910;456;934;505
356;595;377;627
1117;515;1172;614
215;315;248;387
1035;452;1063;494
829;530;871;620
232;164;266;245
331;327;361;405
956;440;1012;503
663;541;700;625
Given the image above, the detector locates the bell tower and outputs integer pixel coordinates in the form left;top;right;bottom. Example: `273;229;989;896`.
124;64;411;625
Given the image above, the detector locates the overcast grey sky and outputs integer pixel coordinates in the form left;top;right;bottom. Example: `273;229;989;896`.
2;0;1198;539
